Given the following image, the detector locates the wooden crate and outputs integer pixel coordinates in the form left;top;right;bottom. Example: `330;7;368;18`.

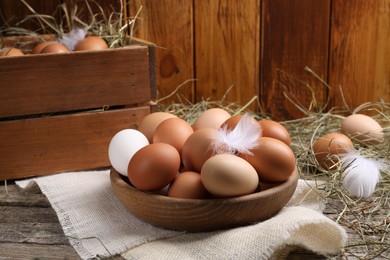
0;36;156;180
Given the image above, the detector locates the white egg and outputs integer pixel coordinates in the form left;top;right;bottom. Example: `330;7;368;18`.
108;129;149;176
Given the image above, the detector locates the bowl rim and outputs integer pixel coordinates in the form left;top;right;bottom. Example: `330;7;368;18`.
110;166;299;204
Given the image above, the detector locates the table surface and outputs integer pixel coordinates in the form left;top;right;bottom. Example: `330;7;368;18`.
0;180;332;260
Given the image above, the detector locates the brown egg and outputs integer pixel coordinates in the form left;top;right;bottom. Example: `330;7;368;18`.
40;43;69;54
259;119;291;146
312;132;353;170
221;114;257;131
341;114;384;145
240;137;296;183
192;108;231;131
201;154;259;197
0;47;24;57
181;128;217;172
32;41;57;54
221;114;242;130
138;112;178;143
153;118;194;154
128;143;180;191
74;36;108;51
168;171;210;199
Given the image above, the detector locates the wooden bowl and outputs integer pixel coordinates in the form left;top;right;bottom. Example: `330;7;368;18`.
110;167;298;232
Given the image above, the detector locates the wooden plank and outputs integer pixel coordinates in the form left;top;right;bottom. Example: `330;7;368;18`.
1;222;68;244
0;180;50;207
0;45;151;118
0;106;150;180
0;243;81;260
261;0;331;120
129;0;194;103
194;0;260;111
329;0;390;110
0;182;124;259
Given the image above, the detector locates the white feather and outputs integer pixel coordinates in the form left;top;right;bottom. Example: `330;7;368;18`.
211;113;261;155
340;151;383;198
58;27;87;51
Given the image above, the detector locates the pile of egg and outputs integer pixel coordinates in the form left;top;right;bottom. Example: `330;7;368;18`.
108;108;297;199
312;113;385;170
0;35;108;57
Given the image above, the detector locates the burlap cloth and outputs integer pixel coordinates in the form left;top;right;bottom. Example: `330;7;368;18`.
17;170;347;259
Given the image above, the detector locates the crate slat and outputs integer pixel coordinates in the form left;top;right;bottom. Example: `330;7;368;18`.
0;45;151;118
0;107;150;180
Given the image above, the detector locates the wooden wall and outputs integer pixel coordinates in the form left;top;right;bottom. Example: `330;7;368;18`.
1;0;389;119
130;0;390;119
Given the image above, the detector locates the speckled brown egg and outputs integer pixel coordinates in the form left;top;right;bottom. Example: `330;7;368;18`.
181;128;217;172
128;143;180;191
0;47;24;57
312;132;353;170
40;42;69;54
240;137;296;183
153;118;193;154
168;171;210;199
74;36;108;51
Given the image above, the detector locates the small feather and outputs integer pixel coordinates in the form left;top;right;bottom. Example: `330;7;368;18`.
340;151;382;198
211;113;261;155
58;27;87;51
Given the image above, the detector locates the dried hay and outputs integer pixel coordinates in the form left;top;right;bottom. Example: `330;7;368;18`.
0;0;142;48
156;74;389;259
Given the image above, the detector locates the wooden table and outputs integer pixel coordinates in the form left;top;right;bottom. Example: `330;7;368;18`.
0;180;325;260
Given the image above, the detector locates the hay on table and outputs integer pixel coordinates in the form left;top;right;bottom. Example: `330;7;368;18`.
155;79;389;260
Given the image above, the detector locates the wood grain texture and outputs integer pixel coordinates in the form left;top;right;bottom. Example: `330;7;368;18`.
261;0;331;120
0;181;80;259
0;182;126;260
130;0;194;103
0;243;81;260
194;0;260;110
0;107;150;180
0;45;151;118
329;0;390;110
3;1;390;120
0;181;325;260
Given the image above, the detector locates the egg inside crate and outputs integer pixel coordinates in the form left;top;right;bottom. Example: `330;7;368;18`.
32;41;58;54
40;42;69;54
108;129;149;176
0;47;24;57
74;36;108;51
